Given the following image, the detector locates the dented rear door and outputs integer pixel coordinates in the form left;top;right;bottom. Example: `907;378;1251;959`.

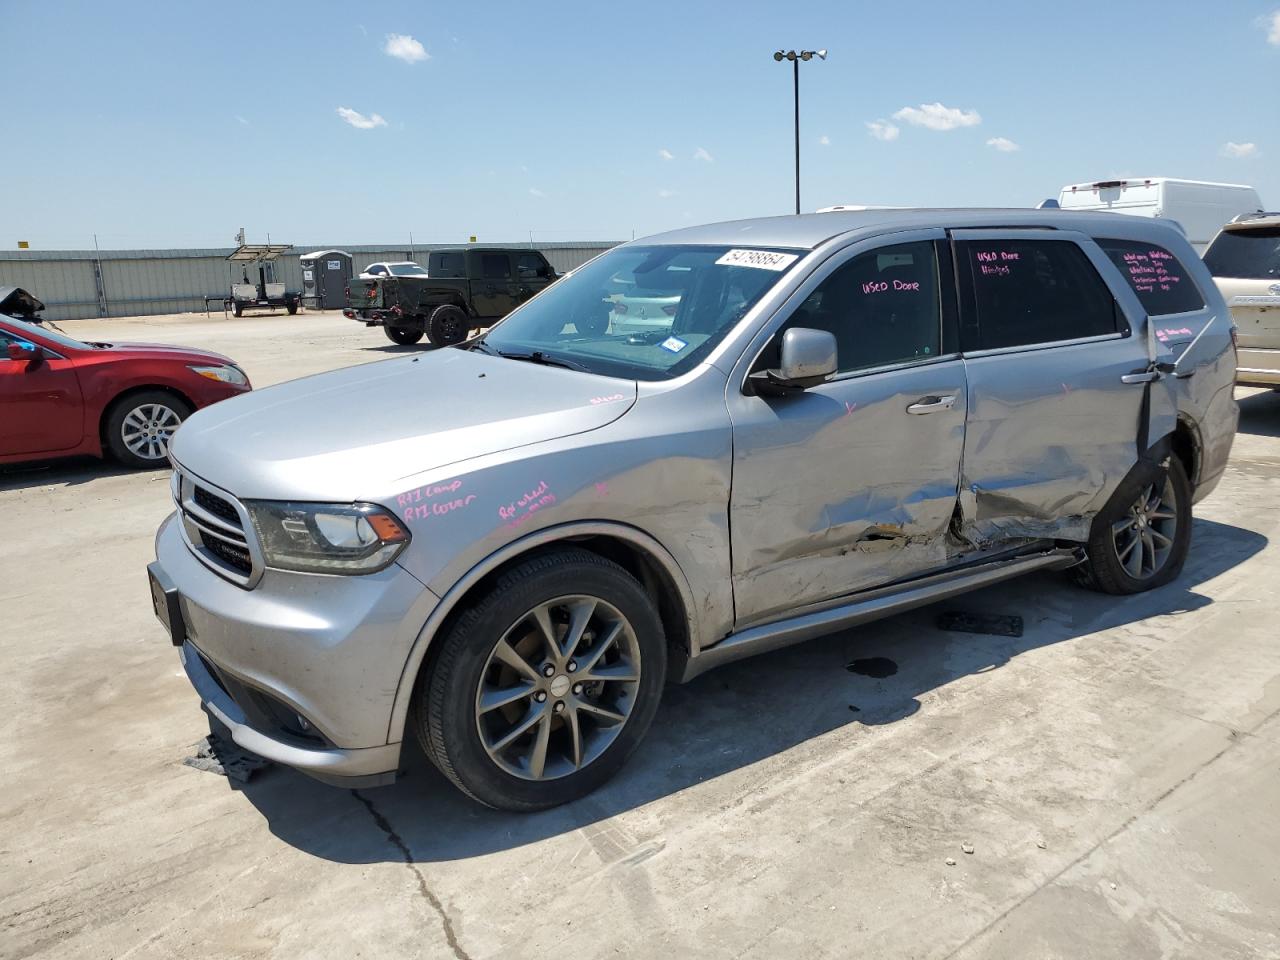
951;229;1155;545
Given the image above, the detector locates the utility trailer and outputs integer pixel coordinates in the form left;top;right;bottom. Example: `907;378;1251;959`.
207;243;302;317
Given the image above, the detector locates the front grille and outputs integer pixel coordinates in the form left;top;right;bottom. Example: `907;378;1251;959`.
193;485;241;528
172;464;262;587
204;537;252;573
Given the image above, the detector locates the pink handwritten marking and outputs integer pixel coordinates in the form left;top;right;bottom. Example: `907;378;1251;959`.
500;480;557;528
590;394;626;406
595;482;609;496
976;250;1020;263
979;263;1011;277
863;279;922;294
398;478;464;509
403;494;477;522
845;401;858;416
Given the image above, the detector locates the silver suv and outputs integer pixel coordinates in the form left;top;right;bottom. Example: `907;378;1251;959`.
148;210;1238;810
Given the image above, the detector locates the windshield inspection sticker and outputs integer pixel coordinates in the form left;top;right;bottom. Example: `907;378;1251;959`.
660;336;688;353
715;249;799;271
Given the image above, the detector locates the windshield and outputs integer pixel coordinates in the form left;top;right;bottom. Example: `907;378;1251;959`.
1203;227;1280;280
1;315;88;351
390;263;428;277
479;244;803;380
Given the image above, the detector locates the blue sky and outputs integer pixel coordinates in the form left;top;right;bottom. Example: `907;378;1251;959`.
3;0;1278;250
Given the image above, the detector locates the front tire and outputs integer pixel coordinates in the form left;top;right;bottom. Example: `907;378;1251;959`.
415;549;667;810
1077;457;1191;595
104;391;192;469
427;304;469;347
384;325;425;346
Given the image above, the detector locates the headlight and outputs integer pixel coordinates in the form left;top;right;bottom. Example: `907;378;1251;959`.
189;364;249;386
245;501;410;574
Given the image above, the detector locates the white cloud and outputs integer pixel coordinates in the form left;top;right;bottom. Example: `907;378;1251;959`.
658;148;675;161
986;136;1020;153
336;106;387;130
866;119;900;141
1264;10;1280;45
657;188;677;198
892;102;982;131
529;187;546;198
234;115;249;126
384;33;428;63
693;146;713;162
1221;141;1260;159
818;134;830;146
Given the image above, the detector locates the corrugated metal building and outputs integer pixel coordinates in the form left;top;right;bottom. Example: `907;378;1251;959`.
0;242;619;321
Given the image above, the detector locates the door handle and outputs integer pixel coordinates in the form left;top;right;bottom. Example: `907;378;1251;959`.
1121;371;1159;384
906;394;956;414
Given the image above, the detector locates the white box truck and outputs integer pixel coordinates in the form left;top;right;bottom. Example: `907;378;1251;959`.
1058;178;1263;254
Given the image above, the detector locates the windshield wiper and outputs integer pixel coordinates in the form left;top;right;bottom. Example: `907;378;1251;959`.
497;349;590;372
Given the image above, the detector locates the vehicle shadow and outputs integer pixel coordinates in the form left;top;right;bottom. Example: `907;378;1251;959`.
1236;388;1280;437
235;516;1265;865
0;456;157;491
359;343;445;355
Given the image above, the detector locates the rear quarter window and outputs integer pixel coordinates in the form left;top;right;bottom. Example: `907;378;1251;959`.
429;252;467;278
1097;238;1205;315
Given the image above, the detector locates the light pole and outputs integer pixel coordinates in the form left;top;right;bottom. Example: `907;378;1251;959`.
773;48;826;215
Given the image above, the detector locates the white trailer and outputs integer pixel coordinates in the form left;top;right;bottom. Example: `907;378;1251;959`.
1058;178;1263;254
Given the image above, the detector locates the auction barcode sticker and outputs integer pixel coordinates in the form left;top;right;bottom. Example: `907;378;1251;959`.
715;249;800;271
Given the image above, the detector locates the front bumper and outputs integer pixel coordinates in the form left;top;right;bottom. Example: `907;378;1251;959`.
180;638;402;787
153;513;441;786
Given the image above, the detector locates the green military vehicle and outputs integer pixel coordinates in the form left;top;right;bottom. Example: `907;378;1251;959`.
345;247;559;347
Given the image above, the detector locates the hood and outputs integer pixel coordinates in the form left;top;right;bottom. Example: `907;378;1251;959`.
169;348;637;501
93;341;238;366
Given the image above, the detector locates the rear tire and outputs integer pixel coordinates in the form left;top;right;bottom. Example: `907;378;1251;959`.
1076;457;1191;595
104;390;192;469
427;304;469;347
232;302;243;318
384;325;425;345
287;302;299;315
414;548;667;811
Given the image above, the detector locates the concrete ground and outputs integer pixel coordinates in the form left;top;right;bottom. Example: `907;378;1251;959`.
2;309;1279;960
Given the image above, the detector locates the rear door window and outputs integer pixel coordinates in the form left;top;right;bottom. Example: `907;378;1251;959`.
1097;239;1205;315
481;254;512;280
1203;227;1280;280
960;239;1118;350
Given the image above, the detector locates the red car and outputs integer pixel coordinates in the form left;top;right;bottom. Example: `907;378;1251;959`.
1;313;252;468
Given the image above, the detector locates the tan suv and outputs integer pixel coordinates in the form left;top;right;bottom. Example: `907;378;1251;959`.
1204;213;1280;388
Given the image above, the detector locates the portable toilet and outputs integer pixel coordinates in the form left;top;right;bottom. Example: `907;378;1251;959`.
299;250;353;309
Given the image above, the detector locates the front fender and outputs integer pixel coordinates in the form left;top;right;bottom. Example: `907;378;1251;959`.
383;520;700;744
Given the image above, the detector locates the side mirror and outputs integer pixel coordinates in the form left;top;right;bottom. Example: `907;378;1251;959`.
7;340;41;362
749;327;838;394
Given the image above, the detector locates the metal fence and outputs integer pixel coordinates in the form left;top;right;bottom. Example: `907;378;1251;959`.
0;242;620;321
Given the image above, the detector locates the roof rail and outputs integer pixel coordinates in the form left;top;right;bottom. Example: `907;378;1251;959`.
1229;211;1278;224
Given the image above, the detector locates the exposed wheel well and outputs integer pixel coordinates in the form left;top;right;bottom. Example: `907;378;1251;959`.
414;535;692;700
99;385;195;448
1170;417;1200;492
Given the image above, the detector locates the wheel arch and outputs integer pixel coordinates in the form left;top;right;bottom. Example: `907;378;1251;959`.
1149;415;1201;493
386;521;699;745
99;384;195;450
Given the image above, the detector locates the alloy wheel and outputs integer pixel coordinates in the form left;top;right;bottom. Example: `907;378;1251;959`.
475;595;642;781
1110;474;1178;580
121;402;182;461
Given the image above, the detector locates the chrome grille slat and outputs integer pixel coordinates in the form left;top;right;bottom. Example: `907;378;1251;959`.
170;462;264;589
182;498;246;539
